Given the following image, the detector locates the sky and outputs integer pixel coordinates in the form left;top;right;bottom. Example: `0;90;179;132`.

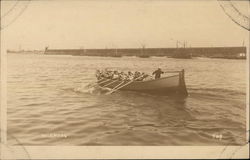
1;0;249;50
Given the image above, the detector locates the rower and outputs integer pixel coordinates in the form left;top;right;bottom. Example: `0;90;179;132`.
127;71;134;80
112;71;119;80
96;70;101;79
152;68;164;79
141;72;149;81
120;72;127;80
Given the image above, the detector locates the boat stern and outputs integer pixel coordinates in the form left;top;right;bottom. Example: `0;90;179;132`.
178;69;188;97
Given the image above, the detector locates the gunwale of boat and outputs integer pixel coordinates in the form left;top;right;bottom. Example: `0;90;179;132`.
98;73;179;84
132;74;179;83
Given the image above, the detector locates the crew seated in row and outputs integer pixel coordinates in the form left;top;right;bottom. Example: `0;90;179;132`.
96;69;151;81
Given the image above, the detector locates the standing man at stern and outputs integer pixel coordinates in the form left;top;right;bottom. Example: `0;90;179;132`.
152;68;164;79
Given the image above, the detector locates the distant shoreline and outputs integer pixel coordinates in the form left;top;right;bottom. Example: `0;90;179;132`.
7;46;247;59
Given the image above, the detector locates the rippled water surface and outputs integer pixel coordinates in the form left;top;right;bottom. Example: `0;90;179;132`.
7;54;246;145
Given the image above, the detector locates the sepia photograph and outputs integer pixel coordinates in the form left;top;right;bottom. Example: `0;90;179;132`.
0;0;249;159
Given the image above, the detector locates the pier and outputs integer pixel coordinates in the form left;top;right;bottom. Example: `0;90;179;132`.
8;46;247;59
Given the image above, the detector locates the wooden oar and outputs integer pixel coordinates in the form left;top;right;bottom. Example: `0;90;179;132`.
108;80;126;91
98;78;112;85
103;79;119;87
99;80;123;91
97;77;105;82
105;75;144;95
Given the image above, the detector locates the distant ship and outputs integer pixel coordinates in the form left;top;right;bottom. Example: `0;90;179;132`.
169;40;192;59
110;48;122;57
137;44;150;58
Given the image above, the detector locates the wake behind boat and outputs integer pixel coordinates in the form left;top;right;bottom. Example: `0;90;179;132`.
96;69;188;97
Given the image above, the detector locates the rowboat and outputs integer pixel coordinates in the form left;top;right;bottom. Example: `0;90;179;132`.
97;69;188;97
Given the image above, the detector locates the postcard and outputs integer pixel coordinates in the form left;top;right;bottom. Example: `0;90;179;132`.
1;0;249;159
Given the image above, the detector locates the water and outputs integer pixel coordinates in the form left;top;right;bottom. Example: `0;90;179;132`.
7;54;246;145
